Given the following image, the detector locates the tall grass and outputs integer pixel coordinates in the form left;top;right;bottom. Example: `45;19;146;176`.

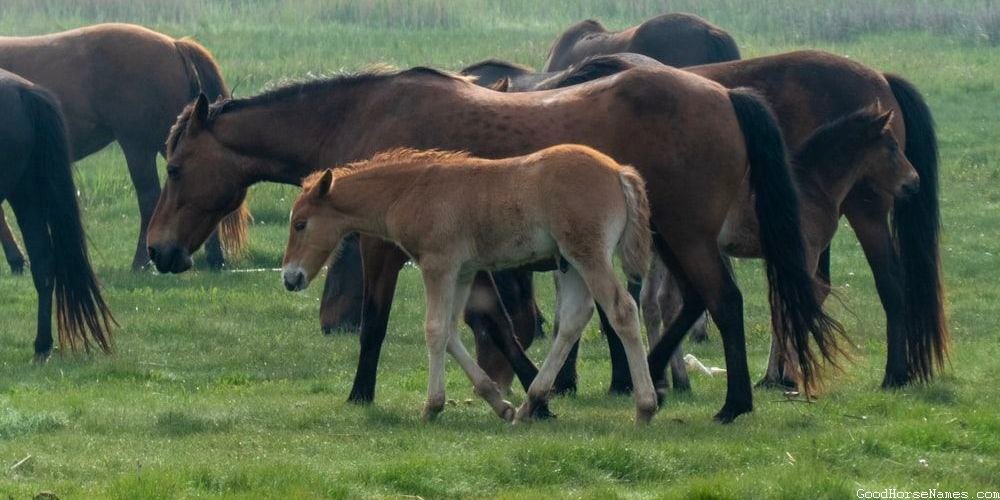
2;0;998;45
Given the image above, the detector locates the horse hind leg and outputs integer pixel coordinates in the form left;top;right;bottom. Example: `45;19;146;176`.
0;204;25;274
8;194;54;361
516;266;594;423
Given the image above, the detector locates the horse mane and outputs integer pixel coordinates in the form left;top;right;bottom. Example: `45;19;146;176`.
461;59;533;74
166;67;467;155
303;148;475;188
547;54;640;89
793;105;885;170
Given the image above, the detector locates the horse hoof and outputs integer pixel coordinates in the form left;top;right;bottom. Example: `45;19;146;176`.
755;376;798;391
532;402;557;420
421;403;444;422
636;406;656;425
513;402;534;424
713;403;752;424
499;401;515;422
7;259;24;274
346;390;374;405
32;352;50;364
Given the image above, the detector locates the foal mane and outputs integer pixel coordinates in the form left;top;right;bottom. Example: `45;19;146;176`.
303;148;475;188
793;105;885;170
166;66;468;155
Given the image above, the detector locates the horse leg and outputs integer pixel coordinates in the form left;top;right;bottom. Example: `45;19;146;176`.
447;277;515;421
466;271;540;395
584;262;657;424
650;242;752;422
120;142;162;271
0;204;25;274
8;194;54;361
320;233;364;334
516;267;594;423
846;209;908;387
347;238;408;404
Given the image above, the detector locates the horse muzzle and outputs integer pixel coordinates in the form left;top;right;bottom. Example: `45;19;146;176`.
282;266;308;292
148;244;194;274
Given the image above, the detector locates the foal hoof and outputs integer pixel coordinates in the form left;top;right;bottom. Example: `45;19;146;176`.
421;403;444;422
499;401;516;422
513;402;535;424
713;403;752;424
636;406;657;425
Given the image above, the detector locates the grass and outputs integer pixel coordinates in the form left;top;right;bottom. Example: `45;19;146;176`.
1;1;999;497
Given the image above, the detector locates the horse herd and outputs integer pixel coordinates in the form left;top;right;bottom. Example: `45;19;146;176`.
0;13;947;425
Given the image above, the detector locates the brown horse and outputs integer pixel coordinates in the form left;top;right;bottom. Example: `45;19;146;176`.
543;13;739;72
147;64;842;422
643;106;920;390
0;23;246;270
514;51;946;391
282;146;657;423
0;69;115;359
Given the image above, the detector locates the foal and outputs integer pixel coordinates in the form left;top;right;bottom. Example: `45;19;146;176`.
281;145;657;424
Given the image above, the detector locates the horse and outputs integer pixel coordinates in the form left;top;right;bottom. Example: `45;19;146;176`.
543;13;740;72
643;106;920;390
0;23;246;271
494;50;945;392
282;146;657;424
147;64;843;422
0;69;115;360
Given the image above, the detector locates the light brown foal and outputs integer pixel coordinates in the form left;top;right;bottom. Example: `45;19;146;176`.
281;145;657;424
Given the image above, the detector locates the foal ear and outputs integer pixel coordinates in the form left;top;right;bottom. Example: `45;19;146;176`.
489;77;511;92
187;93;211;134
311;169;334;199
868;110;894;140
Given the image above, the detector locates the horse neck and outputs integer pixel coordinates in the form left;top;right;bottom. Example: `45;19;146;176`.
211;88;379;185
797;154;866;211
327;169;411;239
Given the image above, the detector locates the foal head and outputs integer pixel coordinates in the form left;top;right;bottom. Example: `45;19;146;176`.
282;169;347;292
796;104;920;200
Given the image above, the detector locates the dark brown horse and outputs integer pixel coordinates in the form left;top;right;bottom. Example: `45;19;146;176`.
0;69;115;359
147;65;842;422
509;51;946;391
543;13;739;72
0;23;246;271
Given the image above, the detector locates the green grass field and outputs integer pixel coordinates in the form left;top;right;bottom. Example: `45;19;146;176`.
1;1;998;497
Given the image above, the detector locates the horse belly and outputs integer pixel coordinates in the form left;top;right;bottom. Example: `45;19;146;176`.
472;226;557;271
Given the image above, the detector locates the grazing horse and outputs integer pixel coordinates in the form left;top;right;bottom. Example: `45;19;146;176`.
147;65;842;422
499;51;946;391
543;13;740;72
0;70;114;359
281;146;657;423
643;107;920;390
0;23;246;270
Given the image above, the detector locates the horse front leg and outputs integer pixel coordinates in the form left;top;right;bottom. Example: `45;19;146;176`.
320;233;364;334
121;142;161;271
347;237;408;404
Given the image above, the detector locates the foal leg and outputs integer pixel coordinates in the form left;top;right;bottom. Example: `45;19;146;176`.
650;263;692;392
584;263;657;424
8;194;54;361
419;266;461;421
0;205;25;274
516;267;594;423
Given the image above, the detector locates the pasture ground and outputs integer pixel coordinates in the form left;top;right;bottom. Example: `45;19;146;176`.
1;1;998;498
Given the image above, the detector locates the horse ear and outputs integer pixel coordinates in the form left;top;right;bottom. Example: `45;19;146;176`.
489;77;511;92
312;169;334;199
187;93;210;133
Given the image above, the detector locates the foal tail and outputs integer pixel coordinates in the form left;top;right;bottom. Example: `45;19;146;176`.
22;85;115;354
885;73;949;381
174;37;251;258
727;87;845;395
616;166;652;280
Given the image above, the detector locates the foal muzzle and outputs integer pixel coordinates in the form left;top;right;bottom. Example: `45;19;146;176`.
282;266;308;292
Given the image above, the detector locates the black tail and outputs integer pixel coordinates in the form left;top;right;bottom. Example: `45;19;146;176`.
885;73;948;381
727;88;845;394
22;86;115;354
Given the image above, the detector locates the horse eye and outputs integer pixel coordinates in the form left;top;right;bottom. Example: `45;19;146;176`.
294;220;307;231
167;165;181;180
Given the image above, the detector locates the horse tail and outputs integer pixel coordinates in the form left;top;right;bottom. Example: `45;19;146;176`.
616;165;652;280
707;28;741;62
22;85;115;354
173;37;250;258
885;73;949;380
727;87;845;394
